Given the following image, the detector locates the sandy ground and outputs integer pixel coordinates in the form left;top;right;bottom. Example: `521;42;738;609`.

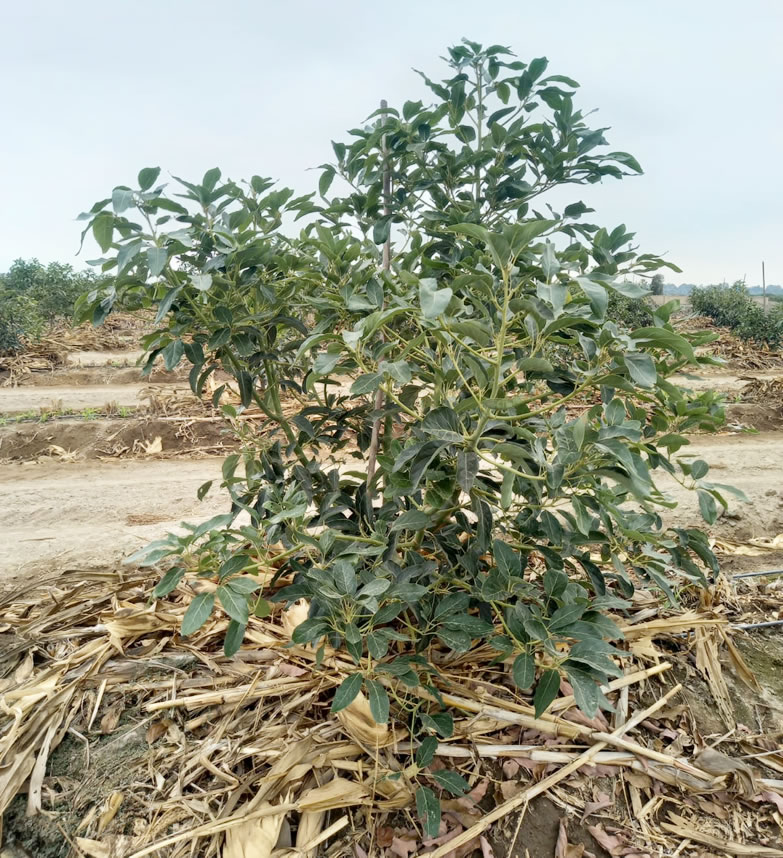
66;349;144;367
670;367;782;393
0;383;192;415
0;457;228;586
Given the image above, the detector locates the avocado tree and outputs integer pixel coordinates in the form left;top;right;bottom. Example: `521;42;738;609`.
77;40;730;833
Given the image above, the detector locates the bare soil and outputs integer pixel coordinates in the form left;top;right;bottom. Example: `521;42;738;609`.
0;415;232;461
0;382;191;415
0;457;227;585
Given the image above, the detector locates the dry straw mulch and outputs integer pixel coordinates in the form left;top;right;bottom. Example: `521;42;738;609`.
0;315;146;384
677;316;783;370
2;570;783;858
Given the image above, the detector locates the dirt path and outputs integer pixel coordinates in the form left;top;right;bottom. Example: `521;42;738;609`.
0;383;190;415
671;367;782;392
66;349;144;367
0;457;227;585
658;432;783;536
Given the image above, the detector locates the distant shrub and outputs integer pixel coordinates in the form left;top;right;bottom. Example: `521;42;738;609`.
0;259;105;354
691;282;783;348
607;291;654;330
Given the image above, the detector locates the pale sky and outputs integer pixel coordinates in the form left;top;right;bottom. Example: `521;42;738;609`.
1;0;781;285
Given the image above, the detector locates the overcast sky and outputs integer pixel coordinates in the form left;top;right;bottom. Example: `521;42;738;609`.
1;0;781;284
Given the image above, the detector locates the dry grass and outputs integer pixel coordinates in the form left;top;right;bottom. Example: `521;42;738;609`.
2;569;783;857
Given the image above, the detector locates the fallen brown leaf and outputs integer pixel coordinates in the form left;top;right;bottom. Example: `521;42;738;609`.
582;791;612;820
98;701;123;734
377;826;395;848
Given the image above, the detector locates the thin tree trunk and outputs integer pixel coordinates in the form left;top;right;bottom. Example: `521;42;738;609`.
366;100;391;492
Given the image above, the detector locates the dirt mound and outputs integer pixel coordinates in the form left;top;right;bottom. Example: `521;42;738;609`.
0;415;235;462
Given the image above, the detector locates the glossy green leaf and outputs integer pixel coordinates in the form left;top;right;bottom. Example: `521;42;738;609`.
331;673;364;713
415;786;441;839
512;651;535;689
181;593;215;637
431;769;470;796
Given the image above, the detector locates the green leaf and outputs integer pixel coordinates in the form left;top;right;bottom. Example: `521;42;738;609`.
391;509;433;532
420;407;462;443
440;614;493;637
624;352;656;388
365;679;390;724
218;555;251;580
253;598;271;618
92;213;114;253
415;786;441;839
226;576;260;595
319;167;335;197
217;584;249;624
112;188;134;213
292;618;329;645
533;668;561;717
162;339;184;371
153;566;185;598
202;167;221;191
512;652;535;689
431;769;470;796
631;327;695;361
333;559;357;595
373;216;392;245
565;665;599;717
359;579;391;598
420;711;454;737
456;450;479;492
698;490;718;524
147;247;168;277
331;673;363;713
447;223;490;245
577;277;608;318
313;350;341;376
138;166;161;190
181;593;215;637
549;603;587;632
351;373;382;395
367;631;389;659
380;359;411;384
691;459;709;480
417;736;439;767
519;357;554;373
436;627;472;653
419;278;453;319
494;540;521;579
391;583;428;602
224;619;246;657
191;273;213;292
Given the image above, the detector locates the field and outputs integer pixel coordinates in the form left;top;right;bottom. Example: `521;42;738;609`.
3;311;783;858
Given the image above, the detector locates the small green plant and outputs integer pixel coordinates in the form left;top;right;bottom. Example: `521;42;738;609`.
78;40;733;837
81;407;99;420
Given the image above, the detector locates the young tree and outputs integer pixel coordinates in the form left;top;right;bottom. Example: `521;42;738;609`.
651;273;665;295
78;40;728;743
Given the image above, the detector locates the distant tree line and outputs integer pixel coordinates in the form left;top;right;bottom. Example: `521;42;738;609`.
0;258;104;353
